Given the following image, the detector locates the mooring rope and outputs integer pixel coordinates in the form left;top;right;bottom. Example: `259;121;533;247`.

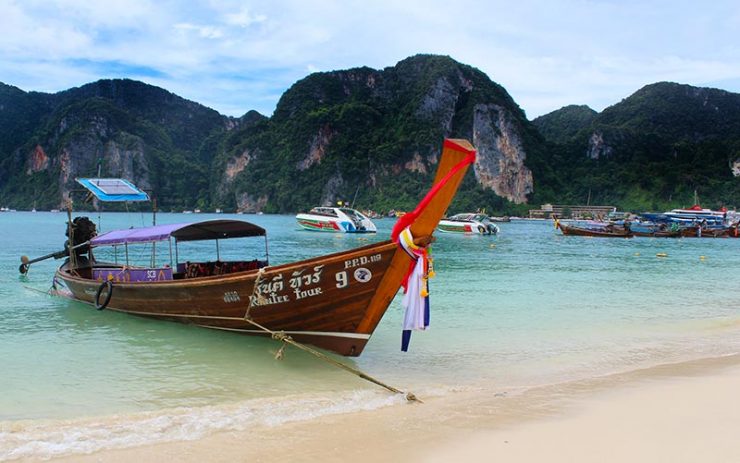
243;267;268;320
23;285;54;296
241;269;420;402
241;316;421;403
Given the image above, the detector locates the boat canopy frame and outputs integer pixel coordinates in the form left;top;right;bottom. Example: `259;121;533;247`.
89;219;269;269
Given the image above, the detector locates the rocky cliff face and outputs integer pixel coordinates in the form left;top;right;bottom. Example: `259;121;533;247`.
298;124;335;171
472;104;533;203
586;131;614;159
217;54;538;212
26;145;49;174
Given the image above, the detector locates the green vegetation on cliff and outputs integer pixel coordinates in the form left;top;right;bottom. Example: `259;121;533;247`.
532;82;740;211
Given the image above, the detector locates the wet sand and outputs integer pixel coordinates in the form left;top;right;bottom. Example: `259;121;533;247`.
42;354;740;463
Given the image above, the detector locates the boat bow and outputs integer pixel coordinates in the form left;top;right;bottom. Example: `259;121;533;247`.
356;139;476;335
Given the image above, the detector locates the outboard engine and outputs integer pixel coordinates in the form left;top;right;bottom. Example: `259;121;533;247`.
65;216;97;266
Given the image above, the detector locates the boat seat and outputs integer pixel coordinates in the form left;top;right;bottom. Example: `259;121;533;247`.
182;260;267;278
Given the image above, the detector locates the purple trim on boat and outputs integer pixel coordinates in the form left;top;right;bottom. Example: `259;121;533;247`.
93;267;173;282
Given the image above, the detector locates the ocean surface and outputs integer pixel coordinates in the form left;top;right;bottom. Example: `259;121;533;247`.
2;211;740;460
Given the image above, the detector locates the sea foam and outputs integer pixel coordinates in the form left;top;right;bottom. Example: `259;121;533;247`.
0;389;416;461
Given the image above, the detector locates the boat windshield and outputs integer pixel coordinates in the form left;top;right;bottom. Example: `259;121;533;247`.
449;213;483;222
339;208;366;221
309;207;339;217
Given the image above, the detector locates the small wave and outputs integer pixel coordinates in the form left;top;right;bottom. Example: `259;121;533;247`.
0;388;434;461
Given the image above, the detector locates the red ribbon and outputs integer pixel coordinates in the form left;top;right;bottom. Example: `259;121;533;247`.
392;143;476;241
393;141;476;289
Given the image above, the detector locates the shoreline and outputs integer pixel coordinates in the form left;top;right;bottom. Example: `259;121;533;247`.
38;352;740;463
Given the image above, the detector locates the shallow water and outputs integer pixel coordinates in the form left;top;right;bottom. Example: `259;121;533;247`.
1;212;739;459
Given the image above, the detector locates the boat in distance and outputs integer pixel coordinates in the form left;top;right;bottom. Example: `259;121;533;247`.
437;213;499;235
35;139;476;357
296;207;377;233
556;221;632;237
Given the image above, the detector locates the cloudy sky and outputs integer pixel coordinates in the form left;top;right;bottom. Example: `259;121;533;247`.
1;0;739;119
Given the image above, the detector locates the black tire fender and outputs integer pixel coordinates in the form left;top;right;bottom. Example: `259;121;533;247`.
478;225;487;235
95;280;113;310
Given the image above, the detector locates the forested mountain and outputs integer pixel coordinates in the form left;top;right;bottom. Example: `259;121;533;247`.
533;82;740;211
1;57;739;214
532;105;597;144
0;79;236;210
209;55;540;213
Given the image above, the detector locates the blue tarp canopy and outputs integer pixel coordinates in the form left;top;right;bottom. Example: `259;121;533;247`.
76;178;150;202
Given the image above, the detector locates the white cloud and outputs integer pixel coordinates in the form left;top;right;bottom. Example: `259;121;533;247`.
222;7;267;27
1;0;739;118
174;23;224;39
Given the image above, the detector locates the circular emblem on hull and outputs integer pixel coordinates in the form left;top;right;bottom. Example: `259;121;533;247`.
354;267;372;283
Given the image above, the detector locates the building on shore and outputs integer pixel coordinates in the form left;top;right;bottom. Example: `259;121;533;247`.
528;203;616;219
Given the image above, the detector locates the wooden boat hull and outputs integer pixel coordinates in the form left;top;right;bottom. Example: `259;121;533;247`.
55;241;398;356
679;227;730;238
631;230;681;238
558;224;631;237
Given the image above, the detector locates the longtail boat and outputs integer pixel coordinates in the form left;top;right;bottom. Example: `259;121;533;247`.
629;223;682;238
24;139;476;357
679;226;730;238
556;221;632;238
631;229;682;238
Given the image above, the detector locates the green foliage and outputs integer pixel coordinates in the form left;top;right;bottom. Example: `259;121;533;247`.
532;105;597;144
531;82;740;211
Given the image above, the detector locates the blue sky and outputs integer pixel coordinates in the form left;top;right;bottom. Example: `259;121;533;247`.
1;0;739;119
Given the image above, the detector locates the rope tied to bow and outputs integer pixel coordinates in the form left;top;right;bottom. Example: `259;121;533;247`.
242;316;421;403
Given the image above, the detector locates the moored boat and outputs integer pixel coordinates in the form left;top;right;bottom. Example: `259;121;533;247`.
629;222;682;238
296;207;377;233
25;139;476;357
630;229;682;238
679;225;730;238
556;221;631;237
437;213;499;235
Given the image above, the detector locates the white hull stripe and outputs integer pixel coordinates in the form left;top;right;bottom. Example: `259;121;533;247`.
200;325;372;340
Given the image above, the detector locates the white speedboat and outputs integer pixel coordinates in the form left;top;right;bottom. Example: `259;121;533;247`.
437;213;499;235
296;207;377;233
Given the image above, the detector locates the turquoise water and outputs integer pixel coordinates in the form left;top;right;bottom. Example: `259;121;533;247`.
2;212;740;459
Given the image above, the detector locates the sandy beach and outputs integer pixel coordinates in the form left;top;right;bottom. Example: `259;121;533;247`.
41;353;740;463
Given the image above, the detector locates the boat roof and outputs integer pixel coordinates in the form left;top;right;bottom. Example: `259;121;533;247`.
77;178;150;202
309;206;362;213
90;219;266;246
447;213;487;221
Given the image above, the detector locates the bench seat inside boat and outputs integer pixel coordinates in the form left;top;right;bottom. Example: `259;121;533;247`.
176;260;267;279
